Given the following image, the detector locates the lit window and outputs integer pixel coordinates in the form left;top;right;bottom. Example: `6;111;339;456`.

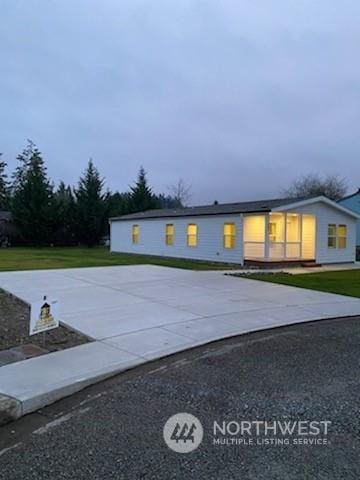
187;224;197;247
223;223;236;249
132;224;139;244
165;224;174;246
338;225;347;249
327;224;336;248
286;213;300;242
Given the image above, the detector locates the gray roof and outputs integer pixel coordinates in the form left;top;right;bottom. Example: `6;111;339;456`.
110;197;311;221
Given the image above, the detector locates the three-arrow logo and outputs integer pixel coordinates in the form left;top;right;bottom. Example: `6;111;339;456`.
164;413;203;453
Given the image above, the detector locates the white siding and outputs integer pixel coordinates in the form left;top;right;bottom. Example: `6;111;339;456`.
110;214;243;264
288;202;356;263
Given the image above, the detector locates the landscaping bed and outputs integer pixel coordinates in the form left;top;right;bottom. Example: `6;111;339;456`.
0;289;89;360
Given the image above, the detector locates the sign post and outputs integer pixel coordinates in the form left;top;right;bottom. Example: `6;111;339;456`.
29;296;60;344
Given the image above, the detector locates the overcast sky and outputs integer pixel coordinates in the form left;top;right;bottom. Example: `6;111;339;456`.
1;0;359;204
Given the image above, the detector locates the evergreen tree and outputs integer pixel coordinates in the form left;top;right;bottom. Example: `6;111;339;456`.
108;191;131;217
156;193;182;209
74;159;109;247
0;153;10;210
129;166;159;213
54;181;76;245
11;141;56;245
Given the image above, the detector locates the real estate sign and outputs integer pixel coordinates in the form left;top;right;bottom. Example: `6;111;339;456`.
29;297;60;336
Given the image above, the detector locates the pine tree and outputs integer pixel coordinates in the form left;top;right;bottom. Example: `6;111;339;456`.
74;159;109;247
0;154;10;210
129;166;159;213
54;181;76;245
11;141;56;245
108;191;131;217
156;193;182;209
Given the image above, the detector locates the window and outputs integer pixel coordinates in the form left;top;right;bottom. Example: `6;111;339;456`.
286;213;300;242
165;224;174;246
132;224;139;244
187;224;197;247
223;223;236;249
328;224;347;249
243;215;266;259
338;225;347;249
328;224;336;248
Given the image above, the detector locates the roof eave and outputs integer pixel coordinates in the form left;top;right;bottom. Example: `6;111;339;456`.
272;195;360;219
109;209;273;222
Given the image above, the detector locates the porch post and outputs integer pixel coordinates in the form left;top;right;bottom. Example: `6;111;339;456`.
300;214;303;259
240;213;244;265
284;213;288;259
264;214;270;259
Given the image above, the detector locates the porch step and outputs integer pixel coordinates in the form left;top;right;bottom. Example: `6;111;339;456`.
300;261;322;268
244;259;318;269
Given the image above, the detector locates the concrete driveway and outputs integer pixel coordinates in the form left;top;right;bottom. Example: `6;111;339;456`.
2;264;360;342
1;265;360;418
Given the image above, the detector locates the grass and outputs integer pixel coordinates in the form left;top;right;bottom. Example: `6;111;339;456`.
241;269;360;298
0;246;238;272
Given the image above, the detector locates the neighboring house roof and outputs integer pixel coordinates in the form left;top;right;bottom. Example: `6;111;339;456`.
338;188;360;203
111;195;359;221
0;211;11;221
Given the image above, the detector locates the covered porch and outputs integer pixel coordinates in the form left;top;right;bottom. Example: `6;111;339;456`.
243;212;316;262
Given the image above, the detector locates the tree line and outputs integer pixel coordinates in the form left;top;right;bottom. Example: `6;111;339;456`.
0;141;348;248
282;173;347;202
0;141;188;247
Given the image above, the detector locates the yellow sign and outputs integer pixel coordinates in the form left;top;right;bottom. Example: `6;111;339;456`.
30;297;60;335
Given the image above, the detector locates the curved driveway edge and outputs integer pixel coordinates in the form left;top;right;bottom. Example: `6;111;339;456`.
0;314;359;426
0;265;360;425
0;394;22;425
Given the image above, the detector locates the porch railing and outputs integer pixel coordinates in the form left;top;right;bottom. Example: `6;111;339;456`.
244;241;302;259
244;242;265;258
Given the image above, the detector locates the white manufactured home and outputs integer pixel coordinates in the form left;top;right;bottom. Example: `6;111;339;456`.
110;196;359;265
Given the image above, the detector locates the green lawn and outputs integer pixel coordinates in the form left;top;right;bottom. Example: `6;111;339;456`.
242;269;360;298
0;247;237;272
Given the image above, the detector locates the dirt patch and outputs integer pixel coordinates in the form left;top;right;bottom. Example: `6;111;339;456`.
0;289;90;353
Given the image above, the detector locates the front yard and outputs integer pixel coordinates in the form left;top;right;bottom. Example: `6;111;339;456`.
241;269;360;298
0;246;236;272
